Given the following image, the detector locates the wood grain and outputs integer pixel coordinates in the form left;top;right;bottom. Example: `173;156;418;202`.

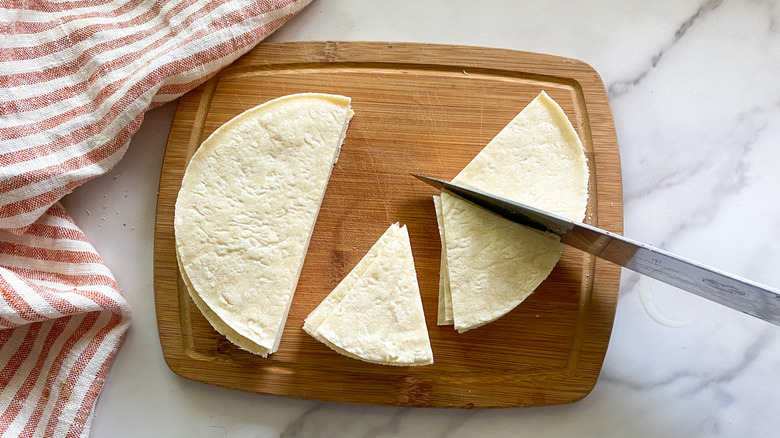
153;41;623;408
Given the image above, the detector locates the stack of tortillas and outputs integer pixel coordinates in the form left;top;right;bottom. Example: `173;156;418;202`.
436;91;589;332
175;93;354;357
304;223;433;366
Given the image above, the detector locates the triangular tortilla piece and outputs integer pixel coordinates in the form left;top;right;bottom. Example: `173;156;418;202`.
303;223;401;338
175;93;354;356
314;224;433;366
304;223;409;363
433;196;453;325
442;91;589;332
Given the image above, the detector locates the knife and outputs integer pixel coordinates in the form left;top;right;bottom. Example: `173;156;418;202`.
413;174;780;326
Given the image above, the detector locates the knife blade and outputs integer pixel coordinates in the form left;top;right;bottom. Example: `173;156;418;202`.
413;173;780;326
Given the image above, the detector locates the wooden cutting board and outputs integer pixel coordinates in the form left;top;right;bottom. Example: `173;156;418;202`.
153;41;623;408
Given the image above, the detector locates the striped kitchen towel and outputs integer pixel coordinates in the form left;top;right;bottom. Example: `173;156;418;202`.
0;204;131;438
0;1;311;436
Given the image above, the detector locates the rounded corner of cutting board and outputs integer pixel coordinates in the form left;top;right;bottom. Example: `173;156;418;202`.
153;41;623;408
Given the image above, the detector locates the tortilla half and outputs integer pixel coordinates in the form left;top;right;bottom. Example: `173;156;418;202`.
175;93;353;355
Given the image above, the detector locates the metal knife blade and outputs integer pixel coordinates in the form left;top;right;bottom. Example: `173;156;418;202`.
413;173;780;326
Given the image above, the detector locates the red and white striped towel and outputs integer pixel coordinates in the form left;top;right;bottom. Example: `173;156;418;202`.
0;1;311;436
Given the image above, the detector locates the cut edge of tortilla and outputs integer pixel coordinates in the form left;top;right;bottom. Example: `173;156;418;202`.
433;195;453;325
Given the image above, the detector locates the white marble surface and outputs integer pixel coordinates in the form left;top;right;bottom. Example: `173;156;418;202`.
60;1;780;436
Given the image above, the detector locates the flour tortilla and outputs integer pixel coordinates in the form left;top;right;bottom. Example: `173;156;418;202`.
303;223;401;339
433;195;453;325
312;224;433;366
176;248;270;355
441;91;589;332
175;93;353;356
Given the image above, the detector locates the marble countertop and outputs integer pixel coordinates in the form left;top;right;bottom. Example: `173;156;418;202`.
60;1;780;436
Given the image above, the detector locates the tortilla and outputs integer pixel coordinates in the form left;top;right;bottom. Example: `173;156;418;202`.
310;224;433;366
433;195;453;325
302;223;401;339
175;93;353;355
441;91;589;332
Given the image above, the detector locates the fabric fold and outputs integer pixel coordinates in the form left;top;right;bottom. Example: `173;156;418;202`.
0;204;131;438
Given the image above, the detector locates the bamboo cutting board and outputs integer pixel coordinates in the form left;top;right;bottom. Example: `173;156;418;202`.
154;41;623;408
